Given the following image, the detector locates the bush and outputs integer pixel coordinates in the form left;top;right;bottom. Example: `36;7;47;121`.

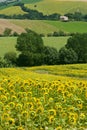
66;33;87;63
43;46;59;65
3;28;12;36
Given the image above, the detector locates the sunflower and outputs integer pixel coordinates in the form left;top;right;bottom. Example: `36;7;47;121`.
17;126;25;130
29;111;36;119
2;113;9;120
7;117;15;125
26;102;34;110
48;97;54;103
16;103;22;111
3;105;10;112
49;115;54;124
55;126;63;130
9;102;15;109
69;117;77;125
49;109;56;116
27;92;32;98
10;90;16;95
36;106;44;114
1;95;7;103
21;111;28;119
79;113;85;120
11;95;17;102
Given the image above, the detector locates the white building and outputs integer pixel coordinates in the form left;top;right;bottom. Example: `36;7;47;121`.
60;16;69;22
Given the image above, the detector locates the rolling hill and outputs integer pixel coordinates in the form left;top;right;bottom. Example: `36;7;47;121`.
0;0;87;15
25;0;87;15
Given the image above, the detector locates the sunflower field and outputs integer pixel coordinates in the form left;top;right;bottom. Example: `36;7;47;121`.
0;65;87;130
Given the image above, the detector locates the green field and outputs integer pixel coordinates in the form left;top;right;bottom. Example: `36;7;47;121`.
0;37;18;57
44;21;87;33
0;36;68;57
43;37;68;50
10;20;87;35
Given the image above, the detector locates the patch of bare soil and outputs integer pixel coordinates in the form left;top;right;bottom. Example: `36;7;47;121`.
0;19;25;34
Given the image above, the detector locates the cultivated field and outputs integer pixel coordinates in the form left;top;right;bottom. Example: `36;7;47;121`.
0;36;68;57
1;0;87;15
0;19;87;35
0;19;25;35
0;64;87;129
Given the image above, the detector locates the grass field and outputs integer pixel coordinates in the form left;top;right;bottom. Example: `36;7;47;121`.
0;36;68;57
0;37;18;57
25;0;87;15
43;37;68;50
44;21;87;33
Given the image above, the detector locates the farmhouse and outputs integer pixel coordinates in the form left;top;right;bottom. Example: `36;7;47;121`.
60;16;69;22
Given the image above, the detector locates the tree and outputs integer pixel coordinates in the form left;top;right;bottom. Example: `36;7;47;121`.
16;29;44;53
59;47;78;64
66;33;87;63
17;52;34;67
43;46;59;65
16;29;44;66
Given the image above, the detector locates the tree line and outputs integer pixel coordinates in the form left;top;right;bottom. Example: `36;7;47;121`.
0;29;87;67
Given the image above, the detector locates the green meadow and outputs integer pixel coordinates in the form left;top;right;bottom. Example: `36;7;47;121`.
0;36;68;57
44;21;87;33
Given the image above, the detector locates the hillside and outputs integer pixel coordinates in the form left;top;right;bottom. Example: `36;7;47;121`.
25;0;87;15
1;0;87;15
